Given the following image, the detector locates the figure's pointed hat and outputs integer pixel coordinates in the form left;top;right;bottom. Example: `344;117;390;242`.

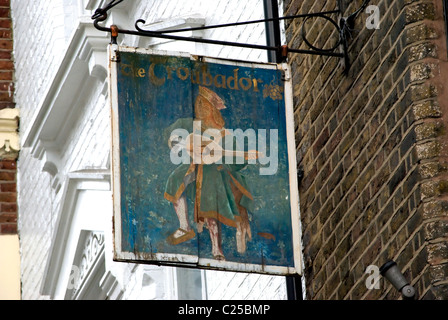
198;86;226;110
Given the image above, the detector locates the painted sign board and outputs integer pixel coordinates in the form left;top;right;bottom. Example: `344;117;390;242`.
109;45;302;275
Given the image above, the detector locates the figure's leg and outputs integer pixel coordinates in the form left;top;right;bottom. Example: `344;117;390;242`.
174;195;190;231
205;218;224;260
235;212;252;254
236;220;246;254
167;195;195;245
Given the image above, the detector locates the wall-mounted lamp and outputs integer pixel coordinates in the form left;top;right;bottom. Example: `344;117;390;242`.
380;260;416;300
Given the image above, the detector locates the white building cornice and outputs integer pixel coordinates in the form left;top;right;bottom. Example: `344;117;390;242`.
23;21;110;149
21;21;111;190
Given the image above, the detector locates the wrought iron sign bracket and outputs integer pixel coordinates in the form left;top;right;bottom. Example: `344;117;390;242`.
92;0;370;73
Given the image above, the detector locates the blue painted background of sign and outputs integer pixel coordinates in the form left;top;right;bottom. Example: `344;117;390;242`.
116;51;294;268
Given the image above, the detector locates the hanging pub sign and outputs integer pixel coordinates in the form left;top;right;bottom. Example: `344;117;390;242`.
109;45;302;275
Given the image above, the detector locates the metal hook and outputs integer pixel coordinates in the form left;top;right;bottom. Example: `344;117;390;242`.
344;0;371;30
91;0;124;20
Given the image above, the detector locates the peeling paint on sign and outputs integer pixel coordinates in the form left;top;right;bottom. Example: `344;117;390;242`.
110;46;302;275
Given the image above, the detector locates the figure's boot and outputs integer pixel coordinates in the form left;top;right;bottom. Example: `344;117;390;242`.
167;195;195;245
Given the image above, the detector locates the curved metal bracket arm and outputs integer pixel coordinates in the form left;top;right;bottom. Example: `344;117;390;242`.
92;0;370;71
91;0;124;21
343;0;371;30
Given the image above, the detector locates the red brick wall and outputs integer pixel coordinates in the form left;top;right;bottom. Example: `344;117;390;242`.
0;0;16;235
0;0;12;110
0;159;16;234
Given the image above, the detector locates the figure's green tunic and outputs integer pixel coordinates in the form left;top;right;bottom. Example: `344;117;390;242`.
164;118;254;228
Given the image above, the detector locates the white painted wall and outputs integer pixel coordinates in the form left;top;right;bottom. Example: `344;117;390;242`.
13;0;287;300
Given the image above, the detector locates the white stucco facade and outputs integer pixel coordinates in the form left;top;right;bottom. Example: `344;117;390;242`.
13;0;288;300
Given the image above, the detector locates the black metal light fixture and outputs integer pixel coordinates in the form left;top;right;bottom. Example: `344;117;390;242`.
380;260;416;300
91;0;371;72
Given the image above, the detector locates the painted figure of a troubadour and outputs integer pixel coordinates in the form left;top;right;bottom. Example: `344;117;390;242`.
163;86;260;260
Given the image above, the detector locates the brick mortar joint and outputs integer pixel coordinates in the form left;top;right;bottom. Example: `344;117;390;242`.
298;81;441;250
333;200;426;299
301;140;420;238
285;2;337;40
301;83;418;206
288;0;446;300
294;34;434;157
291;8;441;117
431;279;448;287
418;157;448;182
426;238;448;248
306;172;422;286
293;66;433;167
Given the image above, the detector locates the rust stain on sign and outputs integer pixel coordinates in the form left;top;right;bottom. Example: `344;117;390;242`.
258;232;276;241
110;46;302;275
